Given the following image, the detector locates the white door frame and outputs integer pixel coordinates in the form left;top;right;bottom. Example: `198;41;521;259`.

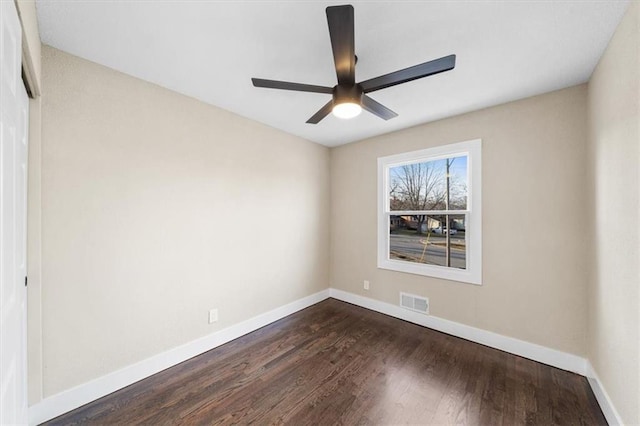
1;0;30;424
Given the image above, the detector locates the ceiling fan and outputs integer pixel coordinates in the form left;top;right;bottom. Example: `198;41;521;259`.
251;4;456;124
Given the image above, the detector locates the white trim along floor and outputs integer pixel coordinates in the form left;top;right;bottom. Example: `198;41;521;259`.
29;288;620;426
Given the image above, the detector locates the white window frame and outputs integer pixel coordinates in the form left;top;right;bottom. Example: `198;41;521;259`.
377;139;482;285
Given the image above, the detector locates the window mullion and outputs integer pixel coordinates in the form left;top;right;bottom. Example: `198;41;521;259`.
387;210;469;215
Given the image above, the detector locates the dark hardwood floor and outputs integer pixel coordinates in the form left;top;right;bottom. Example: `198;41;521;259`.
45;299;606;425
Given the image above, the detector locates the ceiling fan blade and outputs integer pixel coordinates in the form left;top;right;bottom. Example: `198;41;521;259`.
361;95;398;120
359;54;456;93
326;5;355;86
252;78;333;94
306;100;334;124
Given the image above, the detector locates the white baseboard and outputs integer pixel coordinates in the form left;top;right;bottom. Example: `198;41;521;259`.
28;289;331;425
31;288;618;425
329;289;628;425
585;361;624;425
329;288;588;376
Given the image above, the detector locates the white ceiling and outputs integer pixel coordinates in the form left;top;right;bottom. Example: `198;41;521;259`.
36;1;629;147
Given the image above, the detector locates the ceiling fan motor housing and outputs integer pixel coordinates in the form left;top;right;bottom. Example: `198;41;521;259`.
333;84;363;106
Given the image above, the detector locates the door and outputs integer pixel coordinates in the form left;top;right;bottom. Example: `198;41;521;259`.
1;0;29;424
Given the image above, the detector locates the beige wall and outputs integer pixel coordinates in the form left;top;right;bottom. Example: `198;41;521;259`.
331;85;589;356
27;97;43;404
587;2;640;424
39;46;330;396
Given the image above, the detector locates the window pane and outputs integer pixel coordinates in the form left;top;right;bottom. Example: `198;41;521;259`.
389;214;466;269
389;155;468;211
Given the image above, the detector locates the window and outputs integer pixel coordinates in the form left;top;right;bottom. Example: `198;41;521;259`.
377;139;482;285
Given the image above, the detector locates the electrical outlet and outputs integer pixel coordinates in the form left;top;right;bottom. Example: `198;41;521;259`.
208;309;218;324
363;280;370;290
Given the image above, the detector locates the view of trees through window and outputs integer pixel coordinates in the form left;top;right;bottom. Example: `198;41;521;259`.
388;155;468;269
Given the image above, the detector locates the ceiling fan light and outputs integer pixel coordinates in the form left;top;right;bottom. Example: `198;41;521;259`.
332;102;362;119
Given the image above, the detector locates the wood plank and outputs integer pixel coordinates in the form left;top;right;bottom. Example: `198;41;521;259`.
43;299;607;425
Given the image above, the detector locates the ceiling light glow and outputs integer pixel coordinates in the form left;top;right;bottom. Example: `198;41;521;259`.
332;102;362;119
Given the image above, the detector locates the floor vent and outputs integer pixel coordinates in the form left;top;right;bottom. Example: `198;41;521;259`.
400;292;429;315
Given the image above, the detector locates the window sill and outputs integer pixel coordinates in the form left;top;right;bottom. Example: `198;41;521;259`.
377;258;482;285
